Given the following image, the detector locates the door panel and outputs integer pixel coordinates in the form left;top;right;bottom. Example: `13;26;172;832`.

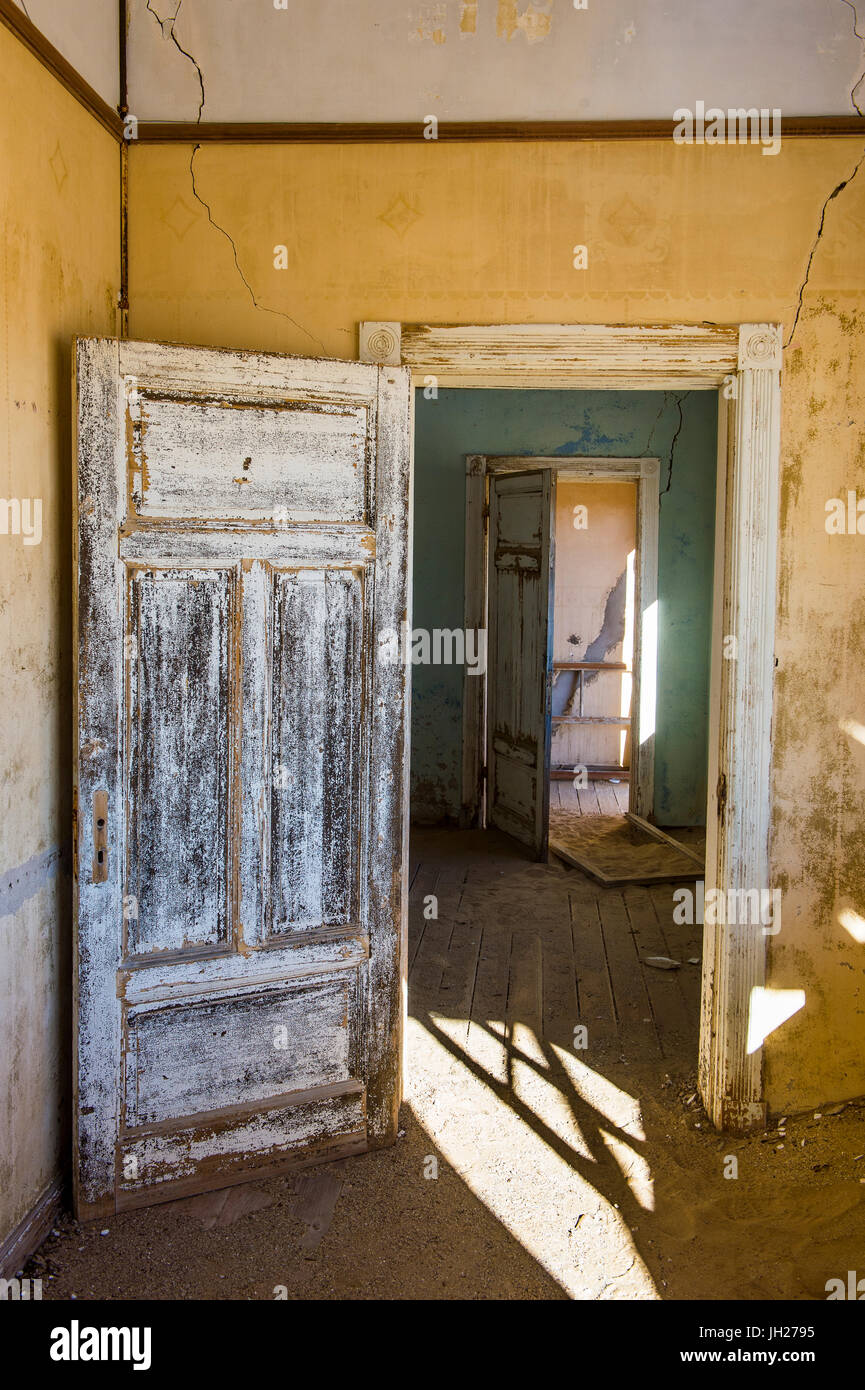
269;569;362;933
486;470;555;858
123;975;358;1127
73;339;411;1218
126;567;233;956
129;395;368;523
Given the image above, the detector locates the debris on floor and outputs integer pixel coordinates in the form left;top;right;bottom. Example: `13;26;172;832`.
168;1185;274;1231
292;1173;343;1251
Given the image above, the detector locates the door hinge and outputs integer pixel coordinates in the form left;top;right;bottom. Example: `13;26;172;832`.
716;771;727;819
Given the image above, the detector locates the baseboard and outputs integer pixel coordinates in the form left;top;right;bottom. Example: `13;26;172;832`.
0;1176;65;1279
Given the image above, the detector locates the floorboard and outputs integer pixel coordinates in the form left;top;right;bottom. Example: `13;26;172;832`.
409;827;697;1071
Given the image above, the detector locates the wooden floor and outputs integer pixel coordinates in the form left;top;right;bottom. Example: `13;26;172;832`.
408;823;703;1065
550;777;629;816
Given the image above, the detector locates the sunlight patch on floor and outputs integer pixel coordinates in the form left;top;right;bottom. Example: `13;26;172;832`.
406;1013;659;1299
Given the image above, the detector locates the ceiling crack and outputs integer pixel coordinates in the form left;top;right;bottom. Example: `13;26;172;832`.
188;145;326;355
785;143;865;348
146;0;205;122
839;0;865;115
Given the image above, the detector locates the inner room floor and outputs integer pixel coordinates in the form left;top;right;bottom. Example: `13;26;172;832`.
550;775;630;817
26;829;865;1301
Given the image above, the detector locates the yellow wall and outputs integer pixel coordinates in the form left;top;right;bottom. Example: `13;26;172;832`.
0;26;119;1254
128;137;865;1117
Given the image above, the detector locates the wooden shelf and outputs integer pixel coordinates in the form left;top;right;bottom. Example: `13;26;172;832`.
553;660;627;672
553;715;631;726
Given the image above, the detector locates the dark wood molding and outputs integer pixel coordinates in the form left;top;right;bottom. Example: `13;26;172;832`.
0;0;123;140
118;0;127;117
136;115;865;144
0;1176;64;1279
119;1;129;337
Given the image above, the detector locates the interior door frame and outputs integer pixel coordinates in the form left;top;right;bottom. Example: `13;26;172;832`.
464;454;659;828
361;319;781;1134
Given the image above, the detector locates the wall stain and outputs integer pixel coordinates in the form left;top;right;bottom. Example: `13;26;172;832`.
0;843;69;920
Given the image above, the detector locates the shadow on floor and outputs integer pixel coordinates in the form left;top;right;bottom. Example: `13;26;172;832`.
23;827;865;1301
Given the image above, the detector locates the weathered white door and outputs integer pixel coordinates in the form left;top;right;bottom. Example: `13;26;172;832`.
73;339;411;1218
486;470;555;858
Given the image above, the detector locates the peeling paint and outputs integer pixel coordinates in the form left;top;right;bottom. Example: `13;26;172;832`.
582;569;628;675
496;0;553;42
460;1;478;34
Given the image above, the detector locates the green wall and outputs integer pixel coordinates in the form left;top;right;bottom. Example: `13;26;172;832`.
411;389;718;827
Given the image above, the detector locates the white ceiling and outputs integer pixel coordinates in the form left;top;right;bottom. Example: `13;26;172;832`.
16;0;865;123
15;0;119;108
126;0;865;122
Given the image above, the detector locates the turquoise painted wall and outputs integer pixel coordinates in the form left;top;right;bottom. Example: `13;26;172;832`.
411;389;718;827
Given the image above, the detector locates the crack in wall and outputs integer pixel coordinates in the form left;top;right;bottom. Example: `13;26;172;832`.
661;393;687;502
785;143;865;347
784;1;865;348
146;0;205;121
188;144;326;354
643;391;689;508
642;396;667;459
840;0;865;115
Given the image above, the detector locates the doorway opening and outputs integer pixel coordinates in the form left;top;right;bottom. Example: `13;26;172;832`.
465;448;709;885
549;472;635;827
406;384;723;1286
384;319;781;1135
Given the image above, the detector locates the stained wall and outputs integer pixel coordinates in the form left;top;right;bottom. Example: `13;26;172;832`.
0;24;119;1258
